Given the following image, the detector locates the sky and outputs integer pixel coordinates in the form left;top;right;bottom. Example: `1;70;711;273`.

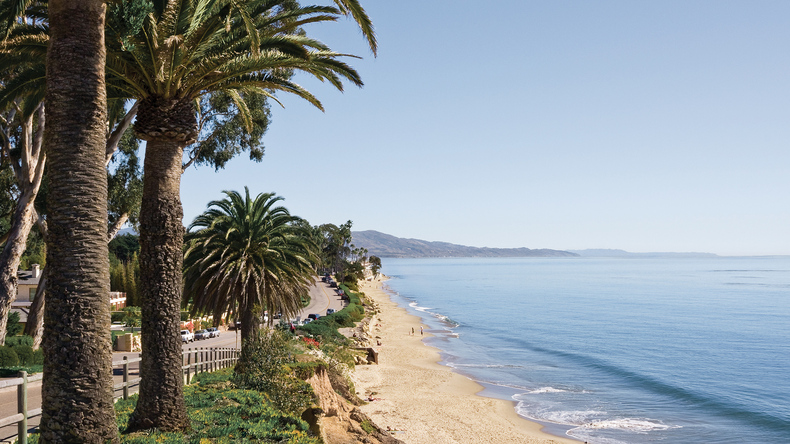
178;1;790;256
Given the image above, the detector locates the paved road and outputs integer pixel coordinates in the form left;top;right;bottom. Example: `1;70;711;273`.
296;278;347;322
0;279;343;441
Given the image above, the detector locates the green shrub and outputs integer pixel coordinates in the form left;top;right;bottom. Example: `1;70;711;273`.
343;280;359;292
0;365;43;377
300;285;366;342
122;306;141;327
6;311;22;337
5;335;33;348
232;330;316;415
32;349;43;365
0;346;19;367
13;345;34;365
111;311;125;323
110;330;122;349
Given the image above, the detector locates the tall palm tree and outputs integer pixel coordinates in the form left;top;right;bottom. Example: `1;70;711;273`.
107;0;367;431
40;0;118;441
183;188;316;347
1;0;374;432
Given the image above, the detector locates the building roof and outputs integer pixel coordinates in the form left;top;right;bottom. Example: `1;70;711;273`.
17;269;41;286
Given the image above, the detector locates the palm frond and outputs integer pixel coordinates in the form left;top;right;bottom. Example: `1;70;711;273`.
333;0;376;56
0;64;45;114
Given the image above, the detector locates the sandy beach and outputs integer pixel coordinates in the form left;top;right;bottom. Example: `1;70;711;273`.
352;278;579;444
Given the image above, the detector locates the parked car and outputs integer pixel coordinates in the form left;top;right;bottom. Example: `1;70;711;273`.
180;330;194;343
326;308;335;315
307;313;321;321
194;329;211;340
303;318;313;324
206;327;219;338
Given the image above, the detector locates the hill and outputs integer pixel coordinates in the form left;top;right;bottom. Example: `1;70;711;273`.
351;230;578;258
570;249;718;258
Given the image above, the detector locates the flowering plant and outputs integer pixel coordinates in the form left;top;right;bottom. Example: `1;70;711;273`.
301;337;320;348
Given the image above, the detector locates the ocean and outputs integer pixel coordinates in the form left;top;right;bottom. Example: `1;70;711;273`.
379;256;790;444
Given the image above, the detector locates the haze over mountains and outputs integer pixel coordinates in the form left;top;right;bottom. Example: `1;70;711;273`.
350;231;723;259
117;227;723;258
351;230;578;258
570;249;718;258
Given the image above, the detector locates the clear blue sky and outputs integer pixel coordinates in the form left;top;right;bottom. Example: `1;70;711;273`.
178;1;790;256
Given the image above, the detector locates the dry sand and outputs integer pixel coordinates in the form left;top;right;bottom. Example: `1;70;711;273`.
352;279;579;444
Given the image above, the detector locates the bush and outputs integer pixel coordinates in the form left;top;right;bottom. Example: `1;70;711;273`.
0;346;19;367
6;311;22;337
13;345;34;365
5;335;33;348
232;330;316;415
111;311;125;323
300;285;365;341
343;280;359;292
122;306;141;327
110;330;127;349
32;349;43;365
0;365;43;377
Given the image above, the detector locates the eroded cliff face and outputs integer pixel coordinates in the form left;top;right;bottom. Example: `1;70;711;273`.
305;365;403;444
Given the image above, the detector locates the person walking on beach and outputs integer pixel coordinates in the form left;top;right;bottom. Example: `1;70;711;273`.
420;326;423;336
411;327;414;336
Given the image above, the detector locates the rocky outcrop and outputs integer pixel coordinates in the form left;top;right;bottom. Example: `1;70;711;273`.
342;298;384;351
304;365;403;444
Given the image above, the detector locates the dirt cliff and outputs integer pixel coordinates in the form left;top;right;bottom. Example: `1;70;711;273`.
304;365;403;444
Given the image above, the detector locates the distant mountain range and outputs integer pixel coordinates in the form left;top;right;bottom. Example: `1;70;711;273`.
120;227;720;259
570;249;718;258
350;230;578;258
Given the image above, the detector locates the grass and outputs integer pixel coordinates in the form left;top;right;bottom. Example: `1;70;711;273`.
360;419;375;434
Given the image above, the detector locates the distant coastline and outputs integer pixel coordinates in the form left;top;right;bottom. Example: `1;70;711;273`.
351;230;578;258
570;249;718;258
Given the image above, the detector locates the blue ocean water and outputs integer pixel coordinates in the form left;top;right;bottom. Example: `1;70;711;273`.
379;257;790;444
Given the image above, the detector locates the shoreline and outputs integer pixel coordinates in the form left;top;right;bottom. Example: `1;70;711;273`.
352;278;579;444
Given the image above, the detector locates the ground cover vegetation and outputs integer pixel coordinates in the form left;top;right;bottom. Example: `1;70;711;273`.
0;0;377;439
24;368;321;444
30;320;367;442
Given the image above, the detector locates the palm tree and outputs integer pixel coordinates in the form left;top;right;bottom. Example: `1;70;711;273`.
183;188;316;347
107;0;368;431
39;0;118;441
1;0;374;431
0;3;141;350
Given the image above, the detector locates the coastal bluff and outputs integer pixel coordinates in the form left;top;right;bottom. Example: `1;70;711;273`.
351;231;578;258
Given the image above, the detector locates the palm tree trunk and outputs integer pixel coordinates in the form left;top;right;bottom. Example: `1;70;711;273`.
40;0;118;441
126;137;190;432
240;298;261;345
